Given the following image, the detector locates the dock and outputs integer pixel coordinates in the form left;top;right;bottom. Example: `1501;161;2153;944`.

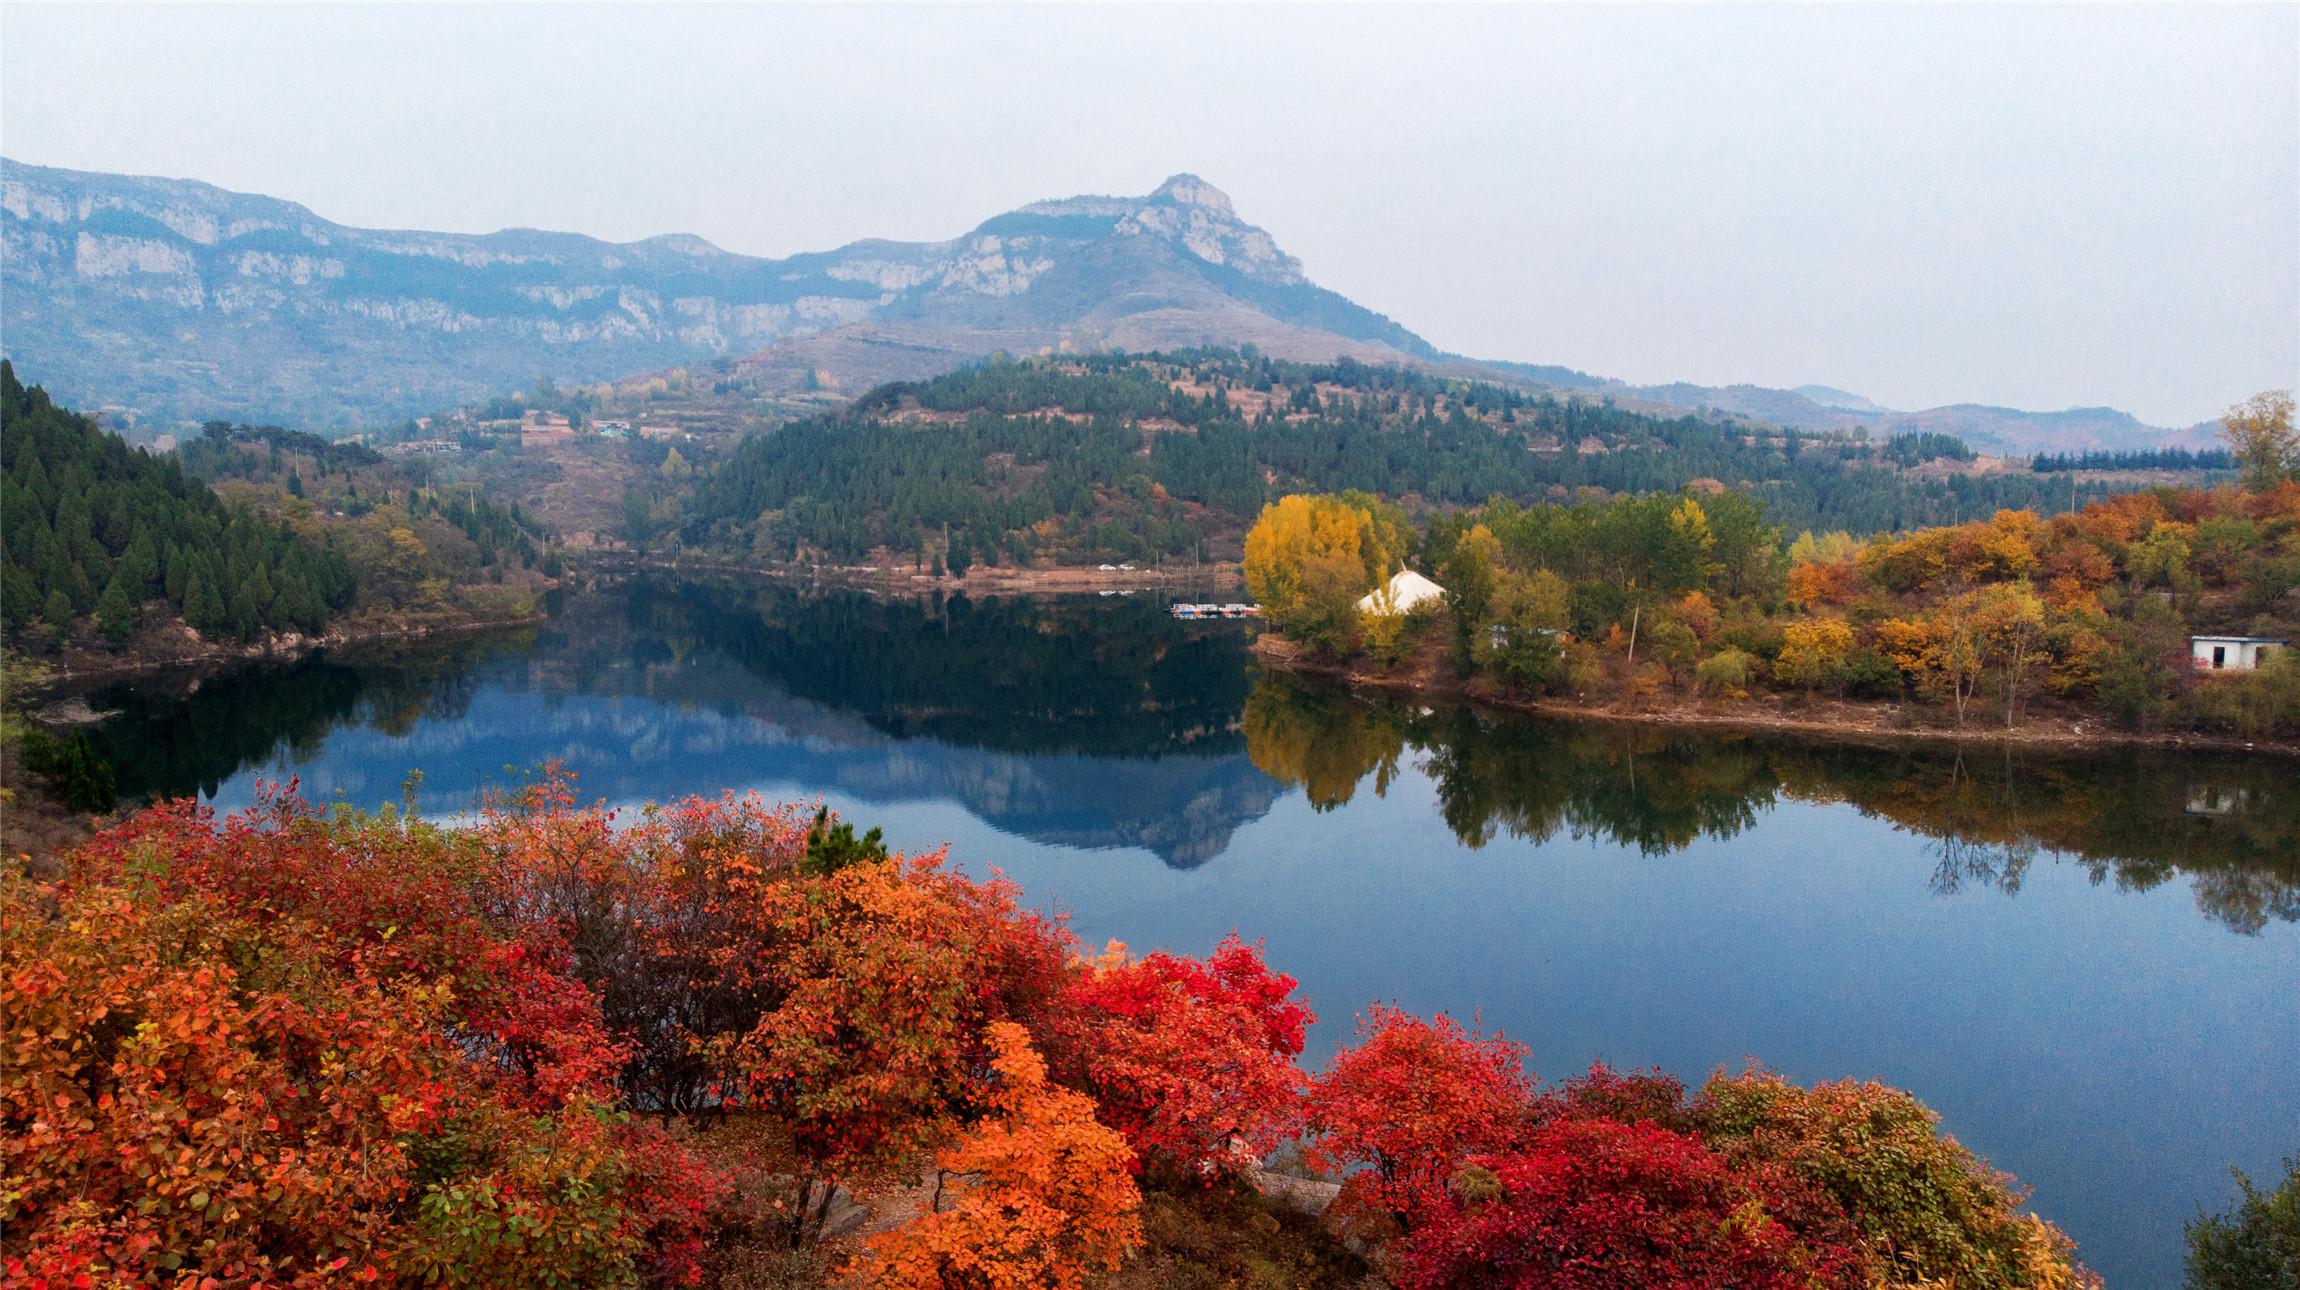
1171;602;1262;619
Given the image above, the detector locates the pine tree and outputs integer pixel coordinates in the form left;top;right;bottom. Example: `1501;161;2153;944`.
41;587;75;634
2;565;39;632
95;569;136;647
123;530;161;596
183;572;223;636
163;543;189;603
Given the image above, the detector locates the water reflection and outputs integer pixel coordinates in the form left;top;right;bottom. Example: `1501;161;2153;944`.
82;630;537;802
68;581;2293;1286
608;579;1256;759
77;581;2298;931
85;581;1279;866
1242;672;2300;934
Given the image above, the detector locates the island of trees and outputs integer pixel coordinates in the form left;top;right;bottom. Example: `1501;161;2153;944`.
1242;392;2300;748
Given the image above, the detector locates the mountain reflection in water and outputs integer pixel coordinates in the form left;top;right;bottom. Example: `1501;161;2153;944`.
87;580;1277;866
80;578;2297;928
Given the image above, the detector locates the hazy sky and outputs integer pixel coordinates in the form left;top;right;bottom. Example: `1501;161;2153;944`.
4;3;2293;425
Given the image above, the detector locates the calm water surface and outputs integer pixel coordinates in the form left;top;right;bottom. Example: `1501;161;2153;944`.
81;580;2300;1287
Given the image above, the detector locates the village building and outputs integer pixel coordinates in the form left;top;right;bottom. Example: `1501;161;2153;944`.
2189;636;2288;672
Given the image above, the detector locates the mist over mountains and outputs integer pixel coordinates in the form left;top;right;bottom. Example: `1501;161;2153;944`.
1;157;2206;454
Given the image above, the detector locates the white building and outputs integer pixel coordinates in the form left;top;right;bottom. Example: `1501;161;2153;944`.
2190;636;2288;672
1356;569;1447;617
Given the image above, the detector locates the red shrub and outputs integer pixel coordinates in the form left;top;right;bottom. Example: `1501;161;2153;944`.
2;789;722;1285
1532;1062;1692;1131
1401;1118;1871;1290
1055;935;1312;1178
1302;1006;1536;1227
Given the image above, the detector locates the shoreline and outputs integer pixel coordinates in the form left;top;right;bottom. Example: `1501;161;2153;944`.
577;551;1246;596
19;610;548;695
1252;635;2300;760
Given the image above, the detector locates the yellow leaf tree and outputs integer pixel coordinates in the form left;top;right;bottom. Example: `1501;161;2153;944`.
1775;618;1857;692
1243;494;1393;656
2222;389;2297;492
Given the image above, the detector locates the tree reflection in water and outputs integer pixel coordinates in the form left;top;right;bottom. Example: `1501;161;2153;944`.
61;585;2296;934
1243;671;2300;934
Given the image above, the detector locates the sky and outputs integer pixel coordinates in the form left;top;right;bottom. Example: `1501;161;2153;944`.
3;3;2293;426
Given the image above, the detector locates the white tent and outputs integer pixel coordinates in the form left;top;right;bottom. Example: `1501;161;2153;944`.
1356;569;1447;617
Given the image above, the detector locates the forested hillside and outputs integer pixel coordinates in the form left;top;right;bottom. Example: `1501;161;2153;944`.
686;351;2137;570
1;362;354;646
182;419;555;587
1;362;556;664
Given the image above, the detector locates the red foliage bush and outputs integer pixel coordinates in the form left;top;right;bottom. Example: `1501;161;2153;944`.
735;849;1073;1175
3;779;2096;1288
1053;935;1313;1178
1531;1062;1693;1131
1401;1117;1871;1290
1302;1006;1536;1227
2;786;721;1286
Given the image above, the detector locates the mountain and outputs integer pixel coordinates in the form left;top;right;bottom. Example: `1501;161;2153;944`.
0;159;1428;433
1594;381;2212;457
3;158;2208;456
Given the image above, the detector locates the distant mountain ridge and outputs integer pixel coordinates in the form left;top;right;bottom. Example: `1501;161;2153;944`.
1;157;2205;454
0;159;1429;431
1594;381;2212;456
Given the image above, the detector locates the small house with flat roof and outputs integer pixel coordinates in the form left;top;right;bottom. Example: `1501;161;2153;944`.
2190;636;2287;672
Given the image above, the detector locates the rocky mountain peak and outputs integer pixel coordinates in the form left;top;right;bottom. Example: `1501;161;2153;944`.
0;158;1428;427
1150;173;1234;215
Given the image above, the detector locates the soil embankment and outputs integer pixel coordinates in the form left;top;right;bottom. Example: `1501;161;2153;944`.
26;608;547;688
582;552;1247;596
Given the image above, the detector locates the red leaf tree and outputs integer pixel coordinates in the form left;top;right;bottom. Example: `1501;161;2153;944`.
1401;1117;1870;1290
1302;1005;1536;1230
1052;935;1313;1179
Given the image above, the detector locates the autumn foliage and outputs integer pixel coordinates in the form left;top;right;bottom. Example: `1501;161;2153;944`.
1;786;718;1286
1302;1006;1537;1229
1054;935;1311;1178
859;1023;1142;1289
1402;1117;1867;1290
1284;476;2300;738
4;778;2096;1287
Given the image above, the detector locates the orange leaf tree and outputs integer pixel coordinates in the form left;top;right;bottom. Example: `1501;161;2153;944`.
2;789;720;1286
858;1022;1142;1290
733;849;1075;1239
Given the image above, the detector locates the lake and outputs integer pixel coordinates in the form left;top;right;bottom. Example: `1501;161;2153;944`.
76;578;2300;1287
